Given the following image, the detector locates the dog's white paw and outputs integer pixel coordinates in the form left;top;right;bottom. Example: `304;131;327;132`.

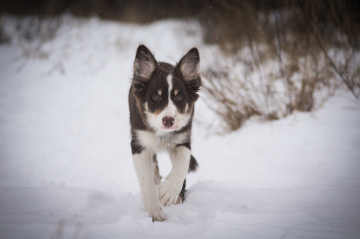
159;174;184;207
147;205;165;222
143;194;165;221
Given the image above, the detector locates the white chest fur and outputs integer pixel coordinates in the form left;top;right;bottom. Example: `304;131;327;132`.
136;130;188;152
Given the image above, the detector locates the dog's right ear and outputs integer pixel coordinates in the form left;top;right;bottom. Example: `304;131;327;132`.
133;45;157;82
133;45;157;97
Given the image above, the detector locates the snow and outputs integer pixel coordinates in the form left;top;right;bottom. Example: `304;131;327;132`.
1;15;360;238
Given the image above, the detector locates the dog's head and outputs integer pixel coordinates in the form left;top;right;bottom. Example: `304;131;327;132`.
132;45;201;134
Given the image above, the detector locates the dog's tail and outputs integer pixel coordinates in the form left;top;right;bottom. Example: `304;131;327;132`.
188;155;199;173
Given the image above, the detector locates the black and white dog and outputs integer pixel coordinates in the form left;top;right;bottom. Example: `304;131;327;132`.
129;45;200;221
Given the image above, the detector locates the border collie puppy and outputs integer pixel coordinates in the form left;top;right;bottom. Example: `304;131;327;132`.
129;45;200;221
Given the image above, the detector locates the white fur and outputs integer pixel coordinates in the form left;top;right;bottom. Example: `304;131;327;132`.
135;130;191;209
136;129;188;152
159;146;191;206
133;148;165;221
159;100;177;122
167;74;173;95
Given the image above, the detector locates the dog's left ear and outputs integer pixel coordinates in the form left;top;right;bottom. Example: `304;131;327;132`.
177;48;201;100
176;48;200;82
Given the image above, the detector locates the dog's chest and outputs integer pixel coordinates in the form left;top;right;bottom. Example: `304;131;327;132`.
136;130;188;152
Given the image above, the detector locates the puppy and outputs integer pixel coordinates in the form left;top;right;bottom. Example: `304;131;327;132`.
129;45;200;221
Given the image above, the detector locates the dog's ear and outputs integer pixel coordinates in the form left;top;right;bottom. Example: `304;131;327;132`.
176;48;200;82
133;45;157;97
176;48;201;101
133;45;157;81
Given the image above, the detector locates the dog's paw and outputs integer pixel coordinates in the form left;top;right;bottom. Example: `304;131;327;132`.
146;203;165;222
143;193;166;221
159;175;183;207
148;206;166;222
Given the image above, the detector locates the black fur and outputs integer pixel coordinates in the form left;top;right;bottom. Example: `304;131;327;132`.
179;179;186;202
189;155;199;173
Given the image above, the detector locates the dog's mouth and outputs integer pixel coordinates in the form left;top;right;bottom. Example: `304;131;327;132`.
160;126;178;131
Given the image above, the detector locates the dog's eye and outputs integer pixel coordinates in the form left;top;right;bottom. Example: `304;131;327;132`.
152;94;160;101
175;94;183;101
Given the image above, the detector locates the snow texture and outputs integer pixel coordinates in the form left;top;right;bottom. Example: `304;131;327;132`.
0;15;360;239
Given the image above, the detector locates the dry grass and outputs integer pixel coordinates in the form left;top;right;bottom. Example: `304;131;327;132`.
199;0;359;133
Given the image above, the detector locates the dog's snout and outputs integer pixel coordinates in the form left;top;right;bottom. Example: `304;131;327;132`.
162;116;175;128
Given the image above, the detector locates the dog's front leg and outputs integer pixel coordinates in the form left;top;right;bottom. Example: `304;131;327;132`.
133;149;165;221
159;146;190;207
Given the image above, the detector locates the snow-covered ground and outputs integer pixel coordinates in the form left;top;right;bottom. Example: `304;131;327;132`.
0;16;360;239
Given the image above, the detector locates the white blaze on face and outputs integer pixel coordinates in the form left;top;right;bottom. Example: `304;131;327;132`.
154;74;178;133
167;74;173;95
163;74;177;118
144;73;192;134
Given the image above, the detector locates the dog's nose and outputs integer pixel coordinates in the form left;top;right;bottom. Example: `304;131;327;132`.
162;116;175;128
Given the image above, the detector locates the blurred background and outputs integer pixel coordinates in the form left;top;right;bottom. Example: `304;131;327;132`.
1;0;359;132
